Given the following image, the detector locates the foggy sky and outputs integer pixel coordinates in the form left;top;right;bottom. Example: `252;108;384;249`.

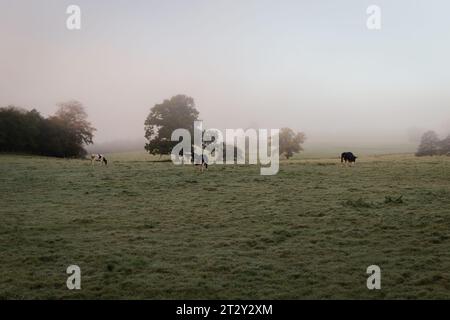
1;0;449;146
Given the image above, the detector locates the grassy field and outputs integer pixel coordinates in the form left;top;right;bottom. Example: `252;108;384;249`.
0;152;449;299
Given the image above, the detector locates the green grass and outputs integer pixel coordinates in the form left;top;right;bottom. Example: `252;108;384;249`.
0;153;449;299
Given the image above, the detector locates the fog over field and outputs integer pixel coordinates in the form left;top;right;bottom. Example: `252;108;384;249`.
1;0;449;148
2;0;450;302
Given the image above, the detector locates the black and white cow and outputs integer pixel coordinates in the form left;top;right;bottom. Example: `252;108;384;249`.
191;153;208;172
91;154;108;166
341;152;357;165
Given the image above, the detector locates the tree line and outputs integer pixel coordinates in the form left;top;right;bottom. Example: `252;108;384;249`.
416;131;450;156
1;94;306;159
8;93;446;160
0;101;95;158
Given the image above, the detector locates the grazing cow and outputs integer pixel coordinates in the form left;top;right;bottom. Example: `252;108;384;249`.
341;152;357;165
191;153;208;172
91;154;108;166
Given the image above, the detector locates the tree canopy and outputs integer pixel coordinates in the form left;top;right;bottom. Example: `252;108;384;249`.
438;135;450;155
278;127;306;159
415;131;442;156
144;95;199;155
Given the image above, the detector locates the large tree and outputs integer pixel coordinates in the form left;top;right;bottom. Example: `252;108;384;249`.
53;100;95;145
144;95;199;155
49;100;96;157
278;127;306;159
416;130;440;156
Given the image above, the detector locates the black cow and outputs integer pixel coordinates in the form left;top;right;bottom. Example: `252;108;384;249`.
341;152;357;164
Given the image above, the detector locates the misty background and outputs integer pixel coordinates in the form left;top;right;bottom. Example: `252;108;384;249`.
1;0;449;153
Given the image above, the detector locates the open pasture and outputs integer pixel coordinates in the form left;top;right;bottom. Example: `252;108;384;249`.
0;153;449;299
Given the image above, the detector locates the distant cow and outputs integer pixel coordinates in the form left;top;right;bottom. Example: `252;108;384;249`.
91;154;108;166
191;153;208;172
341;152;357;164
